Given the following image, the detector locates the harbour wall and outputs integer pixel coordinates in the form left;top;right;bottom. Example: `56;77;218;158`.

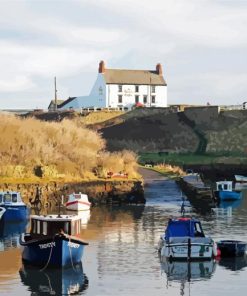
0;180;145;207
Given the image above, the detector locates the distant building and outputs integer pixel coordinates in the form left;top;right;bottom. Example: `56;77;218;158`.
59;61;167;110
48;99;65;111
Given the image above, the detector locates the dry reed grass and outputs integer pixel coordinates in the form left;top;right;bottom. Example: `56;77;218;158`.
0;114;138;181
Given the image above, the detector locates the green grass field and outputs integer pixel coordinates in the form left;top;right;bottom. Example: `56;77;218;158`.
138;152;247;166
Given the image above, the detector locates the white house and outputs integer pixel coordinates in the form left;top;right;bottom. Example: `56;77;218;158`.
59;61;167;110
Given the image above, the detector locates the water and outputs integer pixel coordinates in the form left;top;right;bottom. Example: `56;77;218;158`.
0;179;247;295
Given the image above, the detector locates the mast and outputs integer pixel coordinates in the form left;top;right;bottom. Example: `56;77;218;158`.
54;76;58;111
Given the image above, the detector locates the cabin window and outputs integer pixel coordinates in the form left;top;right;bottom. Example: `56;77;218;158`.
4;194;11;203
37;220;40;234
12;194;18;203
0;194;2;203
32;220;36;234
194;223;204;237
224;184;228;190
43;221;47;235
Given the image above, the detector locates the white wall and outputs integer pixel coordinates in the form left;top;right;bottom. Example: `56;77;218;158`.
107;84;167;109
60;73;167;110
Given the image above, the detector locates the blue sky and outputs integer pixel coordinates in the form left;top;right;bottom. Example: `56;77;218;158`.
0;0;247;108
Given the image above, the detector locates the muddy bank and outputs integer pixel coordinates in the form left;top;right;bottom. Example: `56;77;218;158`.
0;180;145;207
138;167;167;183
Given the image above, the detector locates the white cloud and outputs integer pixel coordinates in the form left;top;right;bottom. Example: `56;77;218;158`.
0;0;247;108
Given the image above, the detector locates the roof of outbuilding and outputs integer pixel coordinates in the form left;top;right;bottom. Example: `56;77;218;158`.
103;69;167;86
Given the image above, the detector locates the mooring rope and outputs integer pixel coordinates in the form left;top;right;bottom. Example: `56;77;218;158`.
68;236;77;272
39;237;55;271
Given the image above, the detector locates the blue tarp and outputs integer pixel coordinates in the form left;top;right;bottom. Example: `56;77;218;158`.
165;219;200;240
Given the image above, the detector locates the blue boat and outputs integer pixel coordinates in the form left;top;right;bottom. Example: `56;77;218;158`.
158;217;217;260
214;181;242;201
20;214;88;268
0;191;27;221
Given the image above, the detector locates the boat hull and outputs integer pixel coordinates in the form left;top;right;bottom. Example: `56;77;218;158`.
217;240;247;257
159;237;216;260
2;205;27;221
0;207;6;220
215;190;241;201
20;235;86;268
66;201;90;211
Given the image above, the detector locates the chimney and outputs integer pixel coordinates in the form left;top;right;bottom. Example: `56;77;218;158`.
156;63;163;76
99;60;106;73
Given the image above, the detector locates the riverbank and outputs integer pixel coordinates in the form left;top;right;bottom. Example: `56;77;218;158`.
0;178;145;207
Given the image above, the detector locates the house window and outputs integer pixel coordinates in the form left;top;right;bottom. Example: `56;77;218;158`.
151;85;156;93
118;95;123;103
135;85;139;92
151;96;156;103
143;95;147;104
135;95;139;103
118;85;122;92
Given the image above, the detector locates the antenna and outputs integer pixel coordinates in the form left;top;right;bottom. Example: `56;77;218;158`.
54;76;58;111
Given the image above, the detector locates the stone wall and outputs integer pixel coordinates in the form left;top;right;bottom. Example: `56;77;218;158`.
0;180;145;207
184;106;220;127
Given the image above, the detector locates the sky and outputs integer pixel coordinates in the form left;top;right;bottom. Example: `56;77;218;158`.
0;0;247;109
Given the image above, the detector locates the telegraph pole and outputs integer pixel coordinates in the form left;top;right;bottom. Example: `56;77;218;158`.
54;76;58;111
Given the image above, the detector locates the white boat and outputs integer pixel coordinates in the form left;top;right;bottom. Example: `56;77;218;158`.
65;193;91;211
0;207;6;220
235;175;247;183
158;217;217;260
235;182;247;191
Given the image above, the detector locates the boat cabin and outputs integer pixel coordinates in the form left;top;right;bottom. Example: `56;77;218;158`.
165;218;205;241
0;191;24;205
216;181;233;192
30;215;82;237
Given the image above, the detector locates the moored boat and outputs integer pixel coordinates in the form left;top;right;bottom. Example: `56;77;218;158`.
158;217;217;261
65;193;91;211
20;214;88;268
217;240;247;257
0;191;27;221
214;181;242;201
234;175;247;183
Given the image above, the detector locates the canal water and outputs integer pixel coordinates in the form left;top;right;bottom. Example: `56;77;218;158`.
1;178;247;295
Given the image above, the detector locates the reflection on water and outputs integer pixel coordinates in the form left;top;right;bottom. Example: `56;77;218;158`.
0;219;28;251
219;256;247;271
19;262;88;295
161;259;216;282
0;180;247;295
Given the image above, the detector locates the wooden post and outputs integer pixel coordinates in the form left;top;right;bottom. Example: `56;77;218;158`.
54;77;57;111
188;238;191;261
